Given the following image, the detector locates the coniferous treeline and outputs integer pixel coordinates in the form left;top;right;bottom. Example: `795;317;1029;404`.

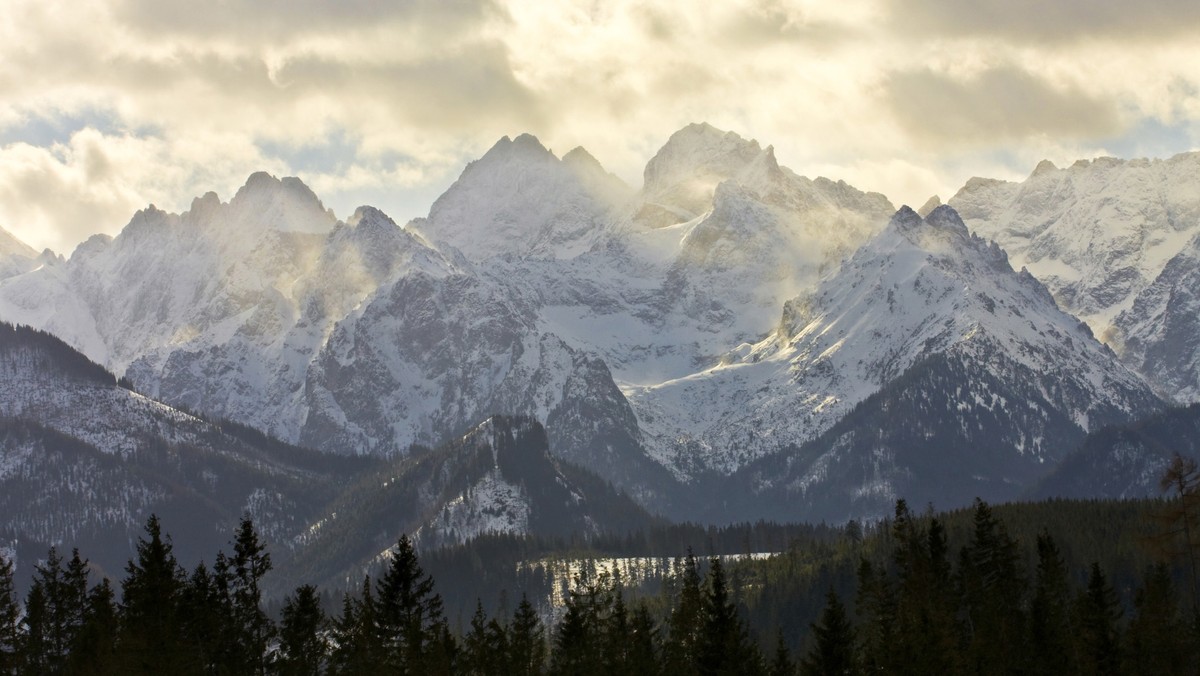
3;456;1200;674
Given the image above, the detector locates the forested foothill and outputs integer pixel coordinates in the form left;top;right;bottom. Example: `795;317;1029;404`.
1;453;1198;674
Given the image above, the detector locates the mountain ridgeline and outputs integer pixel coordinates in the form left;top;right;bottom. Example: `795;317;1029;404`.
0;323;655;596
0;122;1195;537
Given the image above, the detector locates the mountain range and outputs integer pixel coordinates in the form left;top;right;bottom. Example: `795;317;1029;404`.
1;122;1194;574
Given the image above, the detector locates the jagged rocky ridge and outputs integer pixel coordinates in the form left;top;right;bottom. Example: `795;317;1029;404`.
949;152;1200;402
0;123;1186;524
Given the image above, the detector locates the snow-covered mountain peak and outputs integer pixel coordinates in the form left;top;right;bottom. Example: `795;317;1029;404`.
413;133;632;261
639;123;769;219
1031;159;1058;177
227;172;337;236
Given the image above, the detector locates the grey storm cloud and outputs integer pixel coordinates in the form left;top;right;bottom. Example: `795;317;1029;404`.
884;66;1124;146
888;0;1200;42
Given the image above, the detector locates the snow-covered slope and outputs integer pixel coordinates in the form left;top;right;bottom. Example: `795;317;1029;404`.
630;205;1161;481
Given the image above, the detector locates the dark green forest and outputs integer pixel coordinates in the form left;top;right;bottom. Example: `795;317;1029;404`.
3;455;1200;675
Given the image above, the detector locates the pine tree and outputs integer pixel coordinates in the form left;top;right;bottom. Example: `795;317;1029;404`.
958;498;1028;676
1028;532;1074;675
375;535;450;674
1124;563;1195;675
23;546;87;674
1154;453;1200;617
178;561;228;674
699;557;758;676
550;569;605;676
329;577;383;675
799;590;857;676
854;559;896;674
67;579;118;676
462;600;492;676
0;554;19;675
277;584;327;676
508;594;546;676
626;602;658;676
1075;562;1122;676
19;582;49;675
662;551;703;676
228;516;273;675
116;514;188;674
768;631;793;676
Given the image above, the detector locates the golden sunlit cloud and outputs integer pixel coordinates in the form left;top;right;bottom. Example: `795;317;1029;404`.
0;0;1198;252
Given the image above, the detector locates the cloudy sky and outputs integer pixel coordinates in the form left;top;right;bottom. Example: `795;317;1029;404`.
2;0;1198;253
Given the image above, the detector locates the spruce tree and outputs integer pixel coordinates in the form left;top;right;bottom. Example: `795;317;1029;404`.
1075;562;1122;676
463;600;491;676
662;551;703;676
277;584;327;676
699;557;758;676
329;577;383;675
550;569;605;676
958;499;1027;675
854;559;897;674
1124;563;1195;675
626;602;659;676
67;579;118;676
0;554;19;675
799;590;857;676
509;594;546;676
179;561;228;674
768;631;794;676
19;582;49;675
228;516;273;675
116;514;187;674
1028;532;1074;675
375;535;450;674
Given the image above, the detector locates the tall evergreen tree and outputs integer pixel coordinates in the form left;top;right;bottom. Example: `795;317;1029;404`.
179;561;229;674
1155;453;1200;616
227;516;273;675
329;577;383;675
854;559;897;674
662;551;703;676
277;584;327;676
67;579;118;676
626;602;659;676
958;499;1028;676
462;600;493;676
19;582;49;675
1124;563;1195;676
799;590;857;676
550;569;606;676
1028;532;1074;675
375;535;451;674
116;514;188;674
768;631;793;676
508;594;546;676
0;554;19;675
699;557;758;676
1075;562;1122;676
